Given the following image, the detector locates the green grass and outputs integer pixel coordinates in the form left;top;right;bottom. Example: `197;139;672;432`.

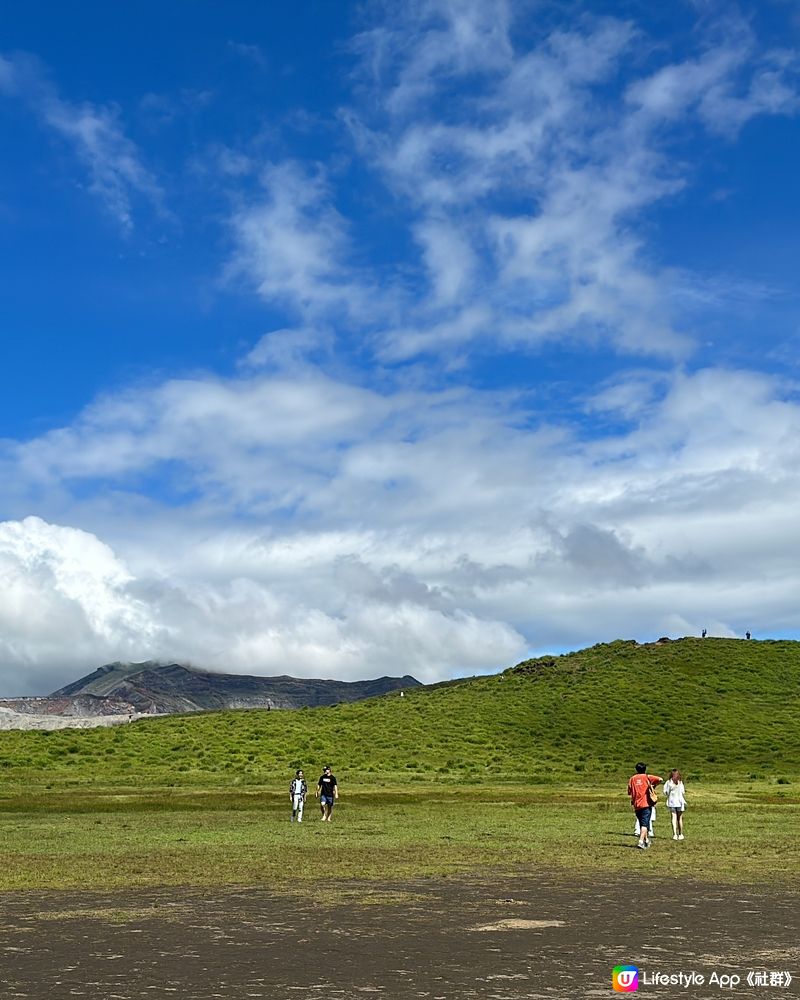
0;638;796;892
0;782;796;892
0;638;797;789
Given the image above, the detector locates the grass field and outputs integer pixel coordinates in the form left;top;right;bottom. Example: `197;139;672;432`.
0;782;796;893
0;638;797;894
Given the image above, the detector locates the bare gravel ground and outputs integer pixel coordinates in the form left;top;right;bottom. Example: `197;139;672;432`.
0;872;797;1000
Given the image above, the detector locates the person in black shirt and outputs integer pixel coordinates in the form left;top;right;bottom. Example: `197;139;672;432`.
316;765;338;821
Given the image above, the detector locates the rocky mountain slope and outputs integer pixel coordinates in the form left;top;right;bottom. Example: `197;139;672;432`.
51;661;420;715
0;663;420;728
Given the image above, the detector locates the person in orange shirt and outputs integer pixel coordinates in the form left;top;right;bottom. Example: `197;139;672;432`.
627;762;663;850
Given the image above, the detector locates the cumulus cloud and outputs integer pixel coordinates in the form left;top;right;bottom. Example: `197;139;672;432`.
0;515;526;693
3;362;800;691
0;518;160;693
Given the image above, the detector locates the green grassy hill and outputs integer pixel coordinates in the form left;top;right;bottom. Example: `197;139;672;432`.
1;638;798;789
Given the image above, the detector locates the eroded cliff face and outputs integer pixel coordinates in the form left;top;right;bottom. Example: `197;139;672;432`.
0;706;140;730
0;694;137;717
0;662;421;727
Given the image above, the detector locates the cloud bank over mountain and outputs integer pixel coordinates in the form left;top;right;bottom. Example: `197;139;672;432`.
3;362;799;692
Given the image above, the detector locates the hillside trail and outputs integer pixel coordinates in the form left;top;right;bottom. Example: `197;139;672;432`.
0;873;796;999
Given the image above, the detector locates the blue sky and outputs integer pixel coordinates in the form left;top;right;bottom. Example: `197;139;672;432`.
1;0;799;693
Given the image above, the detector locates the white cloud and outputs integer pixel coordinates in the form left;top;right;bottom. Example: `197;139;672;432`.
342;14;684;360
354;0;514;115
228;161;378;321
627;35;800;136
236;7;796;364
0;51;163;232
0;518;160;693
241;326;335;369
414;218;477;306
227;41;267;68
43;100;163;232
3;362;800;690
0;54;17;94
0;515;526;692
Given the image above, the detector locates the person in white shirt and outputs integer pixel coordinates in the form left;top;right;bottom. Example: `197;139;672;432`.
289;769;307;823
663;768;687;840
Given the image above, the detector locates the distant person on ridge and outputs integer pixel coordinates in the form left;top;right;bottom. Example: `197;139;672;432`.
701;628;707;638
746;631;751;639
663;768;687;840
627;763;662;850
289;769;307;823
316;765;339;822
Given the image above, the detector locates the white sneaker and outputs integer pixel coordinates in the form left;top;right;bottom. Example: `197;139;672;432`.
678;834;684;840
673;834;679;840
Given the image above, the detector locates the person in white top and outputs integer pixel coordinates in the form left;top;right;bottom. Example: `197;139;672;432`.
289;769;307;823
663;768;687;840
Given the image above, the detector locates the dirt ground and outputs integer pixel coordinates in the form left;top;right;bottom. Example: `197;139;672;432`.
0;873;796;1000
